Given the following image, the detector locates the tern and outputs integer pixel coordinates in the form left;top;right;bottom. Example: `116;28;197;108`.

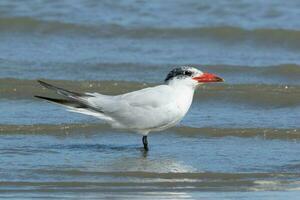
35;66;223;151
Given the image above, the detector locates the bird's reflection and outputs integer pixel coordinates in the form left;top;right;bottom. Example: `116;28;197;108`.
140;147;149;158
108;155;195;173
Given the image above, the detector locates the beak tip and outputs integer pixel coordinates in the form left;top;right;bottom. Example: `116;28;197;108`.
193;73;224;83
216;77;224;82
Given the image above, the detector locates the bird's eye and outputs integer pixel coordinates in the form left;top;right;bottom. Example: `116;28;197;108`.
184;71;192;76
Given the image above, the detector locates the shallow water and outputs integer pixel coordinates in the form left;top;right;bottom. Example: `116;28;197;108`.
0;0;300;199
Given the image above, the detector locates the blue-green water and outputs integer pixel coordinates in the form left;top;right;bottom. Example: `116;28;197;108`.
0;0;300;199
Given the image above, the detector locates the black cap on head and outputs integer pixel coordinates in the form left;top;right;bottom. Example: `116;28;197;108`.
164;66;194;82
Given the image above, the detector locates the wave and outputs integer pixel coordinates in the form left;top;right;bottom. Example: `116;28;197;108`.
2;17;300;49
24;169;300;180
1;78;299;107
1;61;300;82
0;170;299;192
0;123;298;140
174;126;300;140
0;123;111;135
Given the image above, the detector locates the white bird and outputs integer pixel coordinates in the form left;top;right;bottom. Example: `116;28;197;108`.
35;66;223;151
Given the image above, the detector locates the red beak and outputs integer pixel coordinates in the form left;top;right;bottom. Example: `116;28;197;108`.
192;72;224;83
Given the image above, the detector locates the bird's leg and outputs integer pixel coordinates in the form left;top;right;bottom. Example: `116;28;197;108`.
142;136;149;151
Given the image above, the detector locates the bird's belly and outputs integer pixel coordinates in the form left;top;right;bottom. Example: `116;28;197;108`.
145;116;183;132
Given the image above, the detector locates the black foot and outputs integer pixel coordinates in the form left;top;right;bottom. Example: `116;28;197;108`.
142;136;149;151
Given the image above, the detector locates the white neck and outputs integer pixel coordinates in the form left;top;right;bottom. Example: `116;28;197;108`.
166;78;198;89
167;80;196;116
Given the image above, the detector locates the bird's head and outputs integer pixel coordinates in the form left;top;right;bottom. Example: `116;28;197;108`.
164;66;224;88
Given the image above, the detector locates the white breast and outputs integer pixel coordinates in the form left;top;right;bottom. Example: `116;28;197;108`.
174;86;195;117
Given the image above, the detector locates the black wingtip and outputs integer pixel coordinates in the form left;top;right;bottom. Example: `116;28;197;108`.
34;95;56;101
34;95;90;109
34;95;69;104
37;80;53;89
37;80;45;85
